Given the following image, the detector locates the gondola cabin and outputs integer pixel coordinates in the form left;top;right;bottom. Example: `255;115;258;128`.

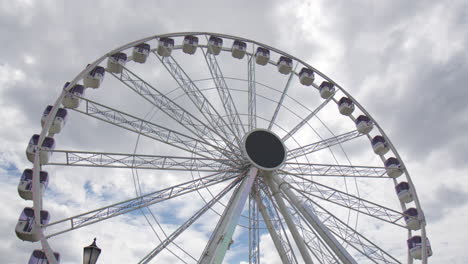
41;105;67;134
404;208;421;230
255;47;270;65
277;56;293;75
395;181;413;203
299;67;314;86
107;52;127;73
28;250;60;264
385;157;404;178
231;40;246;59
407;236;433;260
62;82;85;109
26;134;55;165
15;207;50;242
132;43;150;63
84;65;105;88
208;36;223;55
337;97;355;116
18;169;48;200
355;115;373;134
371;135;389;155
157;37;175;57
183;35;199;55
319;81;335;99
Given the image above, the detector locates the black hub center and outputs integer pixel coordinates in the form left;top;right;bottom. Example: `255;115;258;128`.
244;129;286;170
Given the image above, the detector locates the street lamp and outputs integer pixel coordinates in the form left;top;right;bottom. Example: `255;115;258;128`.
83;238;101;264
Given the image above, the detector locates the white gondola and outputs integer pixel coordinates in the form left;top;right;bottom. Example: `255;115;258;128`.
299;67;314;86
157;37;174;57
132;43;150;63
83;65;105;88
41;105;67;134
319;81;335;99
18;169;48;200
337;97;355;116
62;82;85;109
106;52;127;73
407;236;433;260
28;250;60;264
355;115;373;134
183;35;198;55
404;208;421;230
255;47;270;65
15;207;50;242
395;181;413;203
277;56;293;75
371;135;389;155
26;134;55;164
208;36;223;55
231;40;246;59
385;157;404;178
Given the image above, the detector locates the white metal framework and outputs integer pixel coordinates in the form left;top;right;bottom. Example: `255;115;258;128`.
20;32;430;264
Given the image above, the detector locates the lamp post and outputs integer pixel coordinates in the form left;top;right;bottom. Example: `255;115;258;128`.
83;238;101;264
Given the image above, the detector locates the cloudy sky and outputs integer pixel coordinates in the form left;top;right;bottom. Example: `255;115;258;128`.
1;0;468;263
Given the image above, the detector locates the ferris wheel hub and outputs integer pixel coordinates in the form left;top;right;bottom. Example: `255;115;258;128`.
243;129;286;171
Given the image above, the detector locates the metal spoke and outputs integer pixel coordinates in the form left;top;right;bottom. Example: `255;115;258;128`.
199;167;258;264
45;171;239;238
155;52;243;149
286;175;408;227
281;163;389;178
282;92;335;142
268;65;297;130
298;196;401;264
202;46;245;138
248;55;256;130
139;174;242;264
287;130;364;161
74;97;236;160
46;150;239;172
111;66;240;159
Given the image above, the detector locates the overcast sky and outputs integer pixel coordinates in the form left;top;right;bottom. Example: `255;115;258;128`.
1;0;468;263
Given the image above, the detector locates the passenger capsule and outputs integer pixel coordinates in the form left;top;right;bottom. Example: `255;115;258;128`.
337;97;355;116
107;52;127;73
277;56;293;75
299;67;315;86
385;157;404;178
41;105;67;134
62;82;85;109
404;208;421;230
183;35;199;55
15;207;50;242
132;43;150;63
208;36;223;55
231;40;247;59
28;250;60;264
355;115;373;134
18;169;48;200
371;135;389;155
407;236;433;260
255;47;270;65
319;81;335;99
157;37;174;57
84;65;105;88
26;134;55;165
395;181;413;203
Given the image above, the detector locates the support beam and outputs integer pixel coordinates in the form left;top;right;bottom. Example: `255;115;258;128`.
271;174;357;264
263;173;314;264
199;167;258;264
248;55;256;130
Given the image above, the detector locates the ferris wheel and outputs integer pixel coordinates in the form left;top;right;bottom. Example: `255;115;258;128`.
16;32;432;264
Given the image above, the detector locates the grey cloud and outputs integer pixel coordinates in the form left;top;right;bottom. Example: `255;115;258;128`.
424;184;468;222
